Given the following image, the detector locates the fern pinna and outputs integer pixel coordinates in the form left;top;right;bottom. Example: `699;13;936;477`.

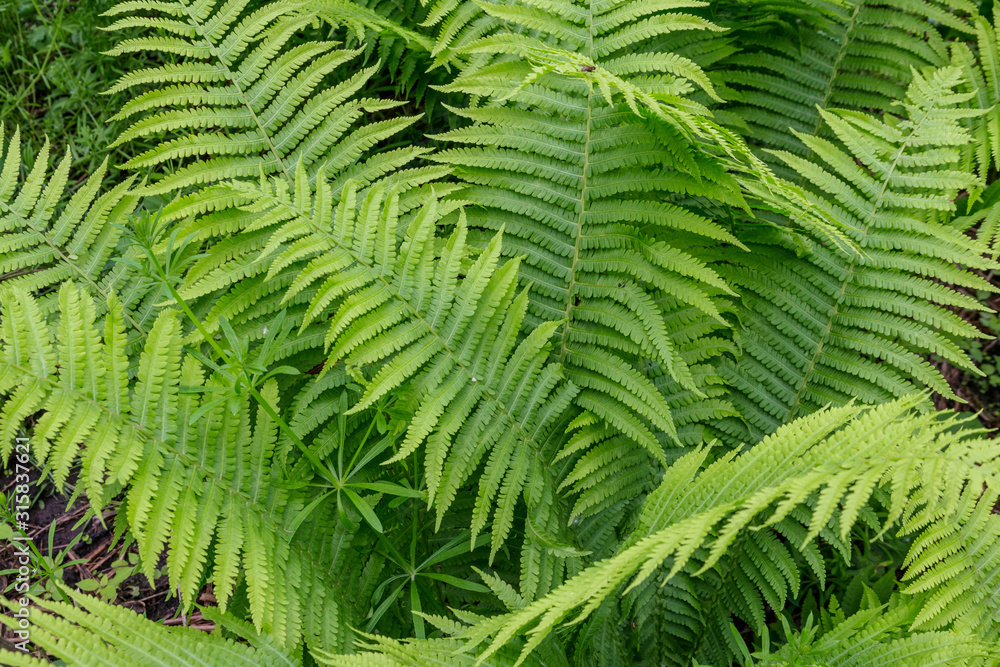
3;0;1000;666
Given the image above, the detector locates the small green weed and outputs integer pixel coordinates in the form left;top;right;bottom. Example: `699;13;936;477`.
0;0;164;185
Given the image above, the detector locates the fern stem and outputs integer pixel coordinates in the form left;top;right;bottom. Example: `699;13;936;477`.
557;0;596;365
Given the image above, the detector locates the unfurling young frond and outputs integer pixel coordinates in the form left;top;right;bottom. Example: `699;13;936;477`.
719;67;997;441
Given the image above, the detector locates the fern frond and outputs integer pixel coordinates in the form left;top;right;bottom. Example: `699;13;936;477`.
420;0;506;66
558;296;739;524
948;11;1000;214
901;484;1000;635
429;0;757;458
0;588;303;667
753;597;993;666
387;395;1000;664
15;2;1000;665
623;497;863;666
0;282;362;651
309;0;434;54
176;168;578;556
0;126;165;337
314;632;568;666
136;166;453;381
104;0;424;196
721;0;976;178
306;0;452;104
719;67;997;441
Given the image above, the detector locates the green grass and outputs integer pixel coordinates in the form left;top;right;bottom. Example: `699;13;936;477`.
0;0;163;187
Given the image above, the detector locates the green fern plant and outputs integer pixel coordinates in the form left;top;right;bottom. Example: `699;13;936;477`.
132;164;580;562
429;0;750;458
951;11;1000;183
0;281;368;650
948;10;1000;250
718;66;997;441
0;589;304;667
750;597;994;666
0;125;163;340
101;0;427;197
214;168;579;558
5;0;1000;665
307;0;447;104
372;395;1000;664
719;0;976;177
899;482;1000;634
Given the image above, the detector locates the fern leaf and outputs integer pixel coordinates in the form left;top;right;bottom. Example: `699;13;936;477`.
719;67;997;441
0;283;362;651
0;126;157;334
190;169;579;556
901;485;1000;635
429;0;759;461
398;395;1000;664
0;589;303;667
753;597;992;666
720;0;976;178
104;0;423;195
